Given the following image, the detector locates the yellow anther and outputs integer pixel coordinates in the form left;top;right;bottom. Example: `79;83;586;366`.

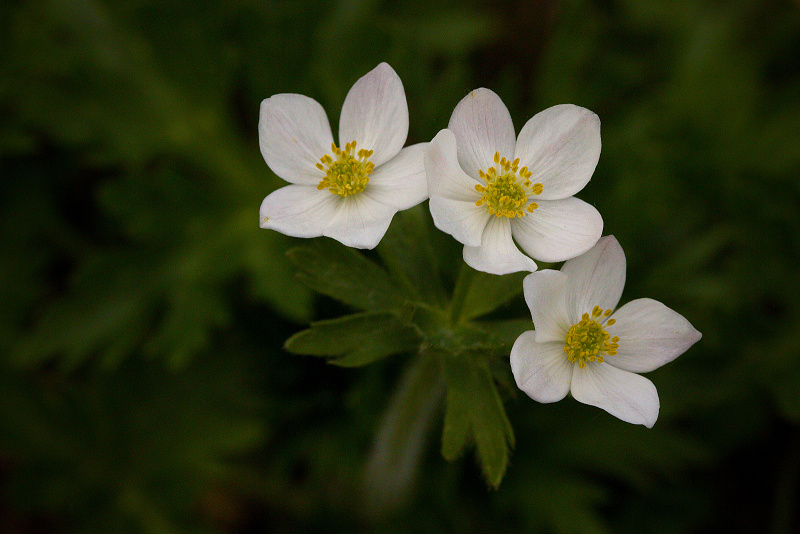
474;153;543;218
317;140;373;196
563;307;619;368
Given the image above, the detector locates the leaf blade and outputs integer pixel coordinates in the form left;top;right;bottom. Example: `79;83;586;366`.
287;239;408;311
285;312;421;367
439;351;515;487
377;206;448;307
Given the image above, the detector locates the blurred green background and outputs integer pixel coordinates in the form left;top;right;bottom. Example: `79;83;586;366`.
2;0;799;532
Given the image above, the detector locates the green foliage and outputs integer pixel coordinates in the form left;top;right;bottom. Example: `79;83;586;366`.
284;205;520;487
0;354;263;533
2;0;313;372
457;270;528;322
287;239;407;312
284;312;422;367
439;351;515;487
377;208;448;307
1;0;799;532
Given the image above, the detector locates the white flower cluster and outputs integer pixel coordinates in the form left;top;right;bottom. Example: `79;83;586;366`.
257;63;700;427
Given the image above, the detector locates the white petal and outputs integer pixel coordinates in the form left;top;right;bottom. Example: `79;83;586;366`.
510;197;603;264
259;184;340;238
571;363;659;428
323;192;395;249
521;270;572;343
259;94;334;185
511;332;574;403
339;63;408;167
514;104;601;200
560;235;626;322
463;216;537;275
426;129;483;202
426;130;489;247
448;88;516;180
604;298;702;373
366;143;428;211
429;197;490;247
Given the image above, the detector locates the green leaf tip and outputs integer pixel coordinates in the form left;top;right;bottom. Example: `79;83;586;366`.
437;350;515;488
284;312;422;367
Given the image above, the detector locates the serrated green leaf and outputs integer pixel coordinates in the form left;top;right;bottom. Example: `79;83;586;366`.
411;305;506;356
364;353;444;516
439;351;515;487
441;384;471;462
287;239;408;311
377;206;447;307
284;312;421;367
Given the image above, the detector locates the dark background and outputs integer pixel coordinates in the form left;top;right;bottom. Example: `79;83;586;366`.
2;0;799;532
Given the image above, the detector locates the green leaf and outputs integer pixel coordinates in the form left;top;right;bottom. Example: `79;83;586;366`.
438;351;515;487
287;239;408;311
410;305;507;359
363;353;444;516
377;206;447;307
284;312;422;367
458;269;528;321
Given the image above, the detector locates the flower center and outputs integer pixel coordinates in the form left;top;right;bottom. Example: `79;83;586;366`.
316;140;374;196
474;152;543;218
563;306;620;368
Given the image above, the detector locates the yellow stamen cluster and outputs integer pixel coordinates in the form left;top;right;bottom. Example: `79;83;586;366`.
475;152;543;218
316;140;374;196
563;306;620;369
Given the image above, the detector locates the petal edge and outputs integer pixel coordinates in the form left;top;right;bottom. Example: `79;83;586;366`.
571;363;660;428
259;94;334;185
515;104;601;200
448;88;516;180
511;197;603;264
604;298;702;373
510;332;573;403
339;63;408;167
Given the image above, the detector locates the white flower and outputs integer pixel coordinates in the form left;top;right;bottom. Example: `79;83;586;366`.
510;236;702;427
258;63;428;249
425;88;604;274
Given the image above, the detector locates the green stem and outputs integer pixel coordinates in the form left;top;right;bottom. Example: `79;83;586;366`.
449;263;476;326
